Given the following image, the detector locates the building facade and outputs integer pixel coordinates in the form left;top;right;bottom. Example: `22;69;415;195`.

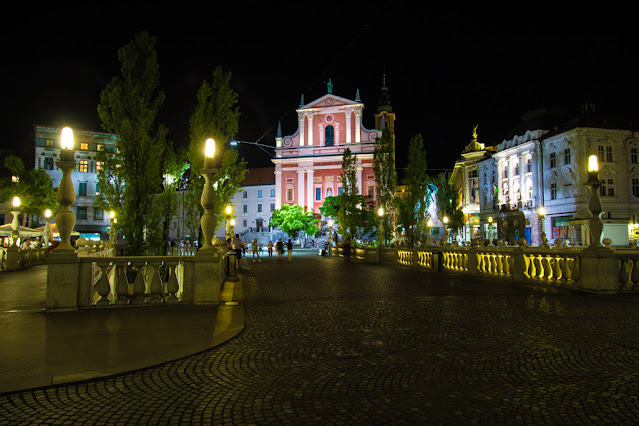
468;110;639;247
272;81;392;217
34;125;118;240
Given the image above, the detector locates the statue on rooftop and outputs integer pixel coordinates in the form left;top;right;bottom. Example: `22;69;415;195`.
327;79;333;94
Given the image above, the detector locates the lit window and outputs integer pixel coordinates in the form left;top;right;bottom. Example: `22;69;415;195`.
45;139;54;147
96;161;104;173
79;160;88;173
97;144;104;151
11;176;19;183
80;142;89;150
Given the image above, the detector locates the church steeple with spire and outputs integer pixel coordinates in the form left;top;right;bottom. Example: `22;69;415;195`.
374;73;396;153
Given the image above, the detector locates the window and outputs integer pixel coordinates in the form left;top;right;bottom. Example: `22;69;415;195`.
243;191;248;199
598;146;605;162
270;189;275;197
45;139;54;147
633;179;639;197
600;178;615;196
550;152;556;169
632;148;638;164
564;148;571;165
44;157;54;170
79;160;88;173
94;208;103;221
97;144;104;151
242;204;248;213
77;207;87;220
96;161;104;173
325;125;334;147
95;184;101;196
78;182;87;196
550;183;557;200
270;203;275;212
315;187;321;201
526;158;532;173
257;204;263;213
367;185;375;199
338;187;344;195
243;220;247;227
80;142;89;150
258;190;262;198
502;165;508;179
287;188;294;202
514;161;519;176
607;146;613;162
327;188;333;197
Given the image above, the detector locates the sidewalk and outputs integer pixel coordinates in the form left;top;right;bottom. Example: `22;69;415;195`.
0;265;245;394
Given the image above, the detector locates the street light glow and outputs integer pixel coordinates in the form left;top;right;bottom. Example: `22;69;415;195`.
44;209;51;218
205;138;215;158
588;155;599;172
12;196;20;208
225;205;233;215
488;216;493;223
378;207;384;217
538;206;546;217
61;127;74;150
109;211;115;219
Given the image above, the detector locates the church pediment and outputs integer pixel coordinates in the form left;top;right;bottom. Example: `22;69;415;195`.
299;94;361;111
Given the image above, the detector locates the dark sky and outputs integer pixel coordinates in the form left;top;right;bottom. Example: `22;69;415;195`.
2;1;637;175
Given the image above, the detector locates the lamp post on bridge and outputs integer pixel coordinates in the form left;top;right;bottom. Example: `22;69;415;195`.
199;138;217;252
377;207;385;247
10;196;21;248
327;219;334;256
43;209;52;247
585;154;605;248
54;127;78;253
225;205;234;240
538;206;550;249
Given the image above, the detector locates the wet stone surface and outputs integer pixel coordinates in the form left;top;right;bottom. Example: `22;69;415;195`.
2;253;639;424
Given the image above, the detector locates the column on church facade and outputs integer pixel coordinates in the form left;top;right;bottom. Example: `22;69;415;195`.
298;112;305;147
354;110;361;143
297;169;305;209
356;166;363;195
307;113;313;147
306;168;314;212
519;153;527;206
275;170;282;209
497;159;504;206
345;109;352;144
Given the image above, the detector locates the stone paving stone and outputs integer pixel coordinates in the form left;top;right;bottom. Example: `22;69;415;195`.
2;254;639;424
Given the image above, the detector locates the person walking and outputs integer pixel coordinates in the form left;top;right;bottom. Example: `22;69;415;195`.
252;238;261;262
287;238;293;262
276;238;284;261
267;240;273;258
232;234;243;269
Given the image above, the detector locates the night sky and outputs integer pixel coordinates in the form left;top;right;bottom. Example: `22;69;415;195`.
2;1;637;176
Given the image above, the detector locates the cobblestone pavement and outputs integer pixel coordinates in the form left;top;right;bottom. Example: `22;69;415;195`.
2;253;639;424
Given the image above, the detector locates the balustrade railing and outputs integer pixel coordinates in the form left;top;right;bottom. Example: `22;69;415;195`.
336;243;639;293
0;246;49;271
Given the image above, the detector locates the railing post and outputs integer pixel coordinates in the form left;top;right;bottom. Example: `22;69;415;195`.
467;247;478;276
46;252;80;310
580;248;618;292
432;249;440;273
512;247;525;281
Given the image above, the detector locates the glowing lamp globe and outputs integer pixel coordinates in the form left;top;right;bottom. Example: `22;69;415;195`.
12;196;20;208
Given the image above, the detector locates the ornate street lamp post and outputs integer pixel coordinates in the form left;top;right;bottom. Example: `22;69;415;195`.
230;219;235;238
199;138;217;251
377;207;385;247
108;211;116;244
538;206;550;249
585;155;604;248
443;216;449;245
10;196;21;247
488;216;494;246
53;127;78;253
43;209;52;247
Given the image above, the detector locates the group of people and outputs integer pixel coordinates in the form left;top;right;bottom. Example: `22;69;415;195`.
226;235;295;268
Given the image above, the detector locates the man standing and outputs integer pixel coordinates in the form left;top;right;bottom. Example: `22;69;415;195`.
251;238;261;262
232;234;243;269
276;238;284;261
287;239;293;262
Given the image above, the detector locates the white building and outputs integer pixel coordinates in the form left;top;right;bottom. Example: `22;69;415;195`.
34;125;118;240
471;108;639;247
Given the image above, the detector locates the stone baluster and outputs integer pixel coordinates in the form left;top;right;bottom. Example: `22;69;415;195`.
630;259;639;290
131;262;147;304
166;262;180;303
562;257;572;283
533;255;542;280
553;256;563;282
115;262;129;305
496;254;503;275
95;260;112;306
148;262;163;304
619;258;630;289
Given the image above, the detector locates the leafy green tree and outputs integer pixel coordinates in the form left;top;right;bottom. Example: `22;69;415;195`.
373;126;397;245
145;145;189;255
270;204;319;244
319;195;341;220
434;172;464;242
183;66;246;246
395;134;429;247
0;155;58;226
338;148;362;239
97;31;168;255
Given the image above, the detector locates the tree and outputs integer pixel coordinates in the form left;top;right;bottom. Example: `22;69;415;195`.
373;126;397;245
145;145;189;255
184;66;245;245
0;155;58;226
97;31;168;255
319;195;341;220
270;204;319;244
395;134;429;247
434;172;464;242
338;148;362;239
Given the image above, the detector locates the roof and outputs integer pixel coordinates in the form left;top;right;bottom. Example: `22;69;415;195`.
241;167;275;187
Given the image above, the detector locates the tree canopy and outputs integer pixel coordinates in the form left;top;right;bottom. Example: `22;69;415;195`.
270;204;319;242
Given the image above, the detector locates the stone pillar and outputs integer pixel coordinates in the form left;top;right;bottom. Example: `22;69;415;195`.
306;168;315;212
354;110;362;143
275;170;282;209
193;249;224;303
46;252;79;310
298;112;305;147
298;169;305;209
580;248;618;292
345;109;352;144
356;166;363;195
307;113;313;147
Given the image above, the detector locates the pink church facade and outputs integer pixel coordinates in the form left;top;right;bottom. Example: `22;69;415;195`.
272;91;382;217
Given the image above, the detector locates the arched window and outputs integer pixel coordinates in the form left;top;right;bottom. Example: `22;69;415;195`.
325;125;334;146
